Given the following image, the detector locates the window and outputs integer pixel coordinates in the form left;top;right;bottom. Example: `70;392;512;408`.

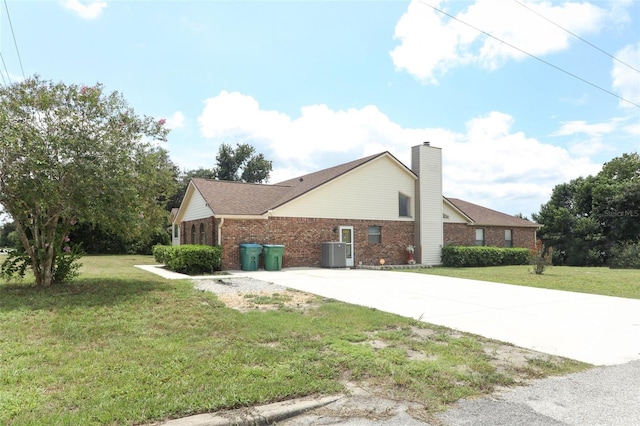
399;193;411;217
368;226;381;244
191;224;196;244
475;229;485;246
199;223;206;245
505;229;513;248
173;224;179;238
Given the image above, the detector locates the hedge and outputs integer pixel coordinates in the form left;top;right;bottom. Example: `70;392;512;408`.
441;246;529;267
152;244;223;274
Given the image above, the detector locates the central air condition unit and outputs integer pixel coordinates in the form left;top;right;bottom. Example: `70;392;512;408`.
321;242;347;268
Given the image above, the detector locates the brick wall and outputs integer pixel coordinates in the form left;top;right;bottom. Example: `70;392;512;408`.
444;223;474;246
181;217;216;245
216;216;414;270
444;223;537;248
180;217;536;269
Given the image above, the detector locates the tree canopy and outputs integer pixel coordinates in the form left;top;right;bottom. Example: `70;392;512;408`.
214;142;272;183
167;143;273;210
0;76;177;286
533;152;640;266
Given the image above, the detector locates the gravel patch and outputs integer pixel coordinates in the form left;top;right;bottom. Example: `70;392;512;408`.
194;277;288;295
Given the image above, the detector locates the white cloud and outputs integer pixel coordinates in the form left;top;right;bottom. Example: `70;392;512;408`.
553;119;620;137
197;91;602;215
166;111;185;130
612;42;640;108
551;117;633;156
62;0;107;20
391;0;607;82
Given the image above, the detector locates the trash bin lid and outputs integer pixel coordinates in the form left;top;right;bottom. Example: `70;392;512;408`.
240;243;262;247
263;244;284;247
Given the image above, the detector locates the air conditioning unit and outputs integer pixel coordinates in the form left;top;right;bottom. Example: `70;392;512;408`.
321;242;347;268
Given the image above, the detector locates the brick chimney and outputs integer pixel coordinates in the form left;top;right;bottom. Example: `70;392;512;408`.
411;142;443;265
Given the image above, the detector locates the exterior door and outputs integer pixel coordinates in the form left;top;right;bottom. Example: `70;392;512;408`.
339;226;354;267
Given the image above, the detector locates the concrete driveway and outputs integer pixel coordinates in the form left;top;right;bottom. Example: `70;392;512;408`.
231;267;640;366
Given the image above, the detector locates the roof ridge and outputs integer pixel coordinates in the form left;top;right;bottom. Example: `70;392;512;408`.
446;197;539;227
191;177;292;188
275;152;385;185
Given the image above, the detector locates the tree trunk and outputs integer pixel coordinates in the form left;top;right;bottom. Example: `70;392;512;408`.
13;214;57;287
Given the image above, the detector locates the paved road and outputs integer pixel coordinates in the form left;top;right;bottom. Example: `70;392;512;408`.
231;267;640;366
279;361;640;426
437;359;640;426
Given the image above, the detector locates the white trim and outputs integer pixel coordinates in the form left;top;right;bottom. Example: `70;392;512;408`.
339;226;354;267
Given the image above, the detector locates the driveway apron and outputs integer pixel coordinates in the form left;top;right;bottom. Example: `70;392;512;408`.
232;268;640;365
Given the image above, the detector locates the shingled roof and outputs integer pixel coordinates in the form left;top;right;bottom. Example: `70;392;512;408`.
191;152;388;216
446;197;540;228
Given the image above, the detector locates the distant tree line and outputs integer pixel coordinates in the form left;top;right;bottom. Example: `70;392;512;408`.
533;152;640;268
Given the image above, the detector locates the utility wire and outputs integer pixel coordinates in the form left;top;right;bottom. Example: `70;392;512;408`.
4;0;25;79
417;0;640;108
513;0;640;74
0;52;11;85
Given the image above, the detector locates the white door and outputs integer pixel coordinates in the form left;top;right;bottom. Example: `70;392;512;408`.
339;226;354;267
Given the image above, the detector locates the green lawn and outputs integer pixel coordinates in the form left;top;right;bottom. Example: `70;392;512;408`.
0;255;588;425
408;265;640;299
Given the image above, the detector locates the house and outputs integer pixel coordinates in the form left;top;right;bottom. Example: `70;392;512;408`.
172;143;538;270
443;198;540;248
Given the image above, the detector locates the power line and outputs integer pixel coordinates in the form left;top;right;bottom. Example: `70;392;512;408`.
3;0;25;79
512;0;640;75
0;63;6;85
417;0;640;108
0;52;11;85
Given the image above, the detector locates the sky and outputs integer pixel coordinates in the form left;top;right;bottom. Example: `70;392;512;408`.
1;0;639;217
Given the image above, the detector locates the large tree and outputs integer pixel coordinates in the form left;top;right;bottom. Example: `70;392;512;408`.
0;76;177;286
166;167;215;210
533;152;640;266
214;142;272;183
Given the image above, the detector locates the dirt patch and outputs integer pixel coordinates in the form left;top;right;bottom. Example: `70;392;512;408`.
217;289;318;312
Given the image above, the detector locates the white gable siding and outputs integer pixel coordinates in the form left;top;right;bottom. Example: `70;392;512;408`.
443;202;469;223
272;156;416;221
182;189;213;221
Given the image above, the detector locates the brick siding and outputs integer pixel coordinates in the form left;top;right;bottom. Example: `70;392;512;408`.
181;218;216;245
181;217;536;270
444;223;536;248
184;216;415;270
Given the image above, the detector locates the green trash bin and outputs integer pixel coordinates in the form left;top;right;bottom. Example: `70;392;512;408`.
262;244;284;271
240;244;262;271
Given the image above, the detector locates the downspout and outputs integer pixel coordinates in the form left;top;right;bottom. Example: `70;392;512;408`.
217;217;224;246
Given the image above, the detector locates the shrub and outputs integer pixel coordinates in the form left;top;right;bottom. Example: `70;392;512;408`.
152;244;171;264
502;248;530;265
528;240;553;275
441;246;529;267
155;245;223;275
609;242;640;269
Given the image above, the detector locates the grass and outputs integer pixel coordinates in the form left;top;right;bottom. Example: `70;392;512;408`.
0;255;588;425
408;265;640;299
